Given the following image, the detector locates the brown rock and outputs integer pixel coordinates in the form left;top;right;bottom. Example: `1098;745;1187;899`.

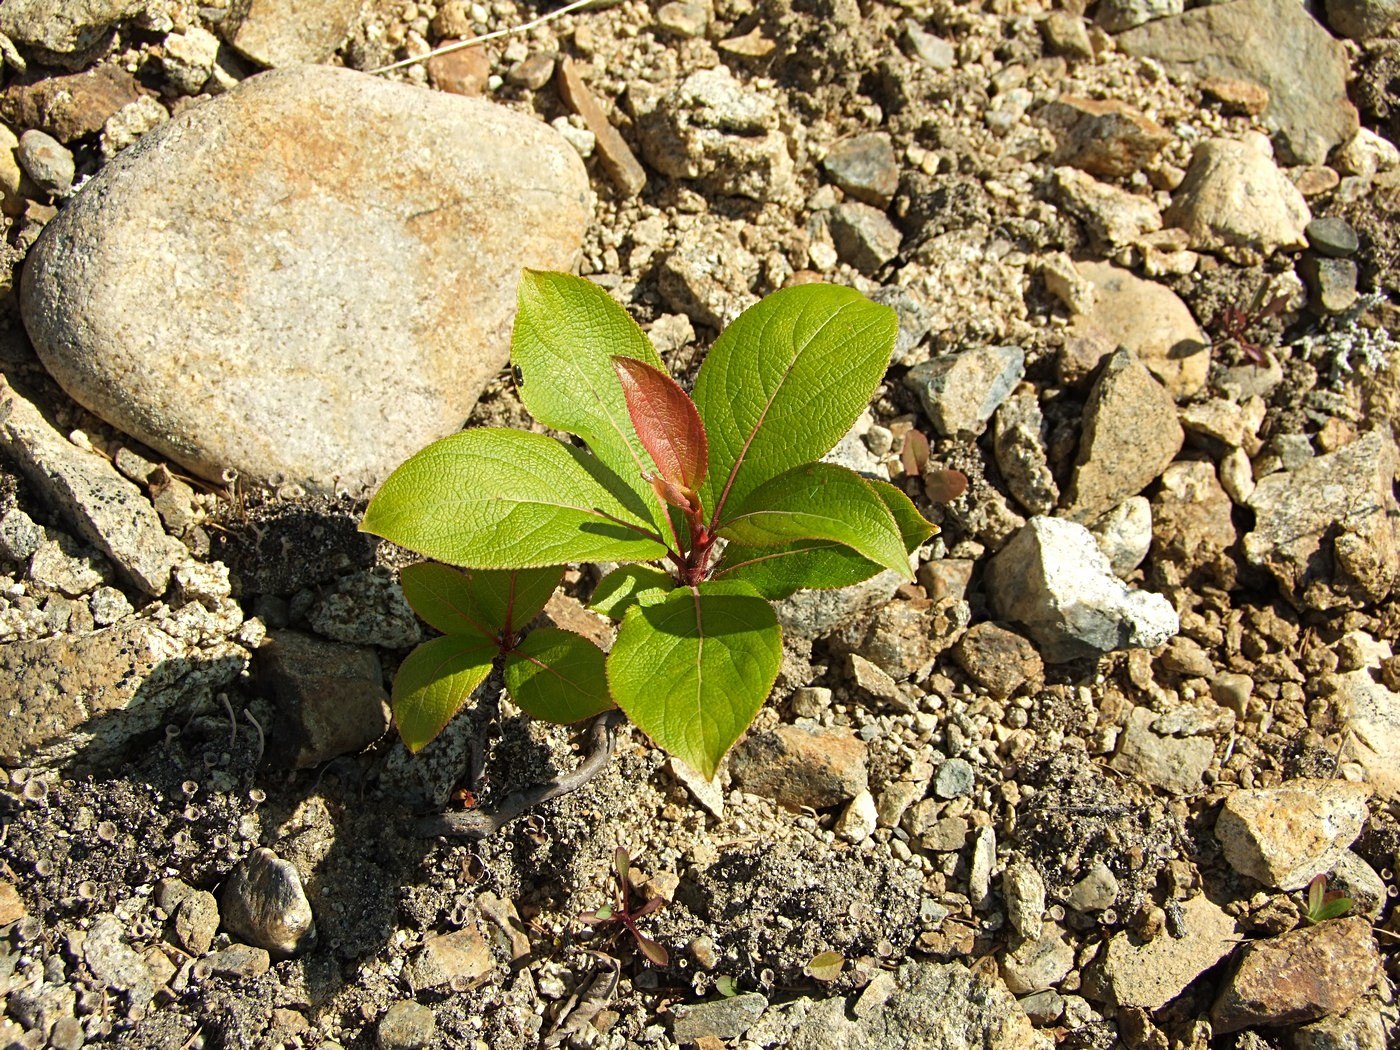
427;43;490;97
0;65;141;143
1150;460;1236;578
953;622;1043;700
1200;76;1269;117
728;723;869;808
224;0;360;67
1212;917;1382;1033
1041;97;1172;178
406;923;495;990
556;56;646;197
1066;348;1184;524
0;878;25;925
1215;779;1370;890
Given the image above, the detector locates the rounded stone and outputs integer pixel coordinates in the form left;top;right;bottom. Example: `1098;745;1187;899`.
377;1000;436;1050
17;128;74;196
20;65;590;494
1303;216;1360;258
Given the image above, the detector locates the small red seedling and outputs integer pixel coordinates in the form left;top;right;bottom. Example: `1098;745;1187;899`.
579;847;669;966
1303;872;1353;925
1209;283;1290;366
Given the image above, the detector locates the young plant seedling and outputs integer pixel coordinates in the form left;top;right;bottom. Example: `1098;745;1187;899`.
362;270;932;778
578;847;669;967
1302;872;1353;925
1209;280;1290;366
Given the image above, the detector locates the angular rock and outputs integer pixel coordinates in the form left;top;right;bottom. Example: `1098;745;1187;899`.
969;825;996;908
836;788;878;843
985;516;1179;663
728;722;868;808
655;225;759;328
427;45;490;98
822;132;899;208
1116;0;1358;165
161;26;220;96
1040;12;1093;59
1051;167;1162;249
632;67;796;203
953;622;1043;700
1200;76;1270;117
84;915;156;1006
1243;430;1400;610
1330;850;1388;922
1150;460;1236;575
775;566;903;642
1095;0;1182;32
20;66;590;494
1109;706;1213;795
1069;262;1209;398
0;65;139;144
993;391;1058;516
1000;924;1073;995
1090;496;1152;577
1293;998;1391;1050
223;0;361;67
1212;917;1382;1034
672;992;769;1043
405;923;494;990
220;847;317;957
173;890;220;957
257;630;391;769
203;943;271;978
1332;669;1400;802
1040;97;1172;179
308;568;421;649
1215;779;1370;890
1165;136;1310;254
828;201;902;274
1300;254;1359;315
0;0;146;68
904;345;1024;439
1;382;182;596
1065;348;1184;524
934;758;975;800
1003;860;1046;941
1088;894;1236;1009
556;57;646;197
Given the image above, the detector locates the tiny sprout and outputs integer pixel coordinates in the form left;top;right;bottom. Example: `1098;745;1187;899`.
1303;873;1353;925
714;975;738;998
579;847;669;967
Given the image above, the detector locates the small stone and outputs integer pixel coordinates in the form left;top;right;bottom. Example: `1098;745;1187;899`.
405;924;494;990
1212;917;1381;1033
1335;128;1400;178
173;891;220;957
0;64;141;143
968;825;996;909
822;133;899;209
220;847;316;957
1329;850;1388;922
551;116;595;158
876;780;925;829
1019;988;1065;1025
902;23;955;70
1003;860;1046;940
1109;707;1213;795
836;789;878;843
1299;255;1359;315
1293;999;1391;1050
99;95;169;160
1305;217;1360;257
1039;12;1093;59
849;653;902;703
1219;447;1255;505
1052;167;1162;249
556;56;646;197
1041;97;1172;179
1151;460;1236;576
427;43;490;97
225;0;361;67
1000;924;1073;995
0;122;22;218
1088;894;1236;1009
656;1;709;37
993;391;1058;516
16;130;73;196
1066;348;1184;524
904;345;1024;439
1332;669;1400;803
655;228;760;328
0;0;144;67
1095;0;1182;32
934;758;975;799
1090;496;1152;577
161;27;219;96
377;1000;436;1050
505;53;554;90
204;943;271;978
670;757;724;818
919;814;970;853
0;508;43;564
672;993;768;1044
1324;0;1400;39
1200;76;1269;117
953;622;1043;700
1165;136;1311;254
986;516;1179;663
84;916;155;1006
1210;672;1254;717
1067;862;1118;912
1215;779;1370;890
308;569;421;649
1069;262;1209;398
828;201;902;273
728;723;869;808
1040;251;1096;315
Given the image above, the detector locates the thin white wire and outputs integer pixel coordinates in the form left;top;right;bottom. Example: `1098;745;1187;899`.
367;0;601;75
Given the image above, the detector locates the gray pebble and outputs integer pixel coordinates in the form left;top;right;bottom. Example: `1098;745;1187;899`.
220;848;316;957
1300;254;1359;314
1304;216;1359;257
0;507;44;563
934;757;975;799
378;1000;436;1050
17;129;74;197
173;890;220;957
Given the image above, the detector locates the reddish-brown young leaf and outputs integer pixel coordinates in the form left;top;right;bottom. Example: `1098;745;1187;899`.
612;356;709;499
900;429;930;478
924;467;969;503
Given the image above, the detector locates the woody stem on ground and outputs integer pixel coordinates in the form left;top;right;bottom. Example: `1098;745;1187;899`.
415;709;624;838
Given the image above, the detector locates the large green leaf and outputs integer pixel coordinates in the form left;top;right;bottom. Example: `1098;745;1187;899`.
503;628;614;724
607;580;782;778
361;428;669;568
589;565;675;621
401;563;563;641
692;285;897;524
714;479;933;598
392;635;497;752
715;462;911;578
512;270;670;534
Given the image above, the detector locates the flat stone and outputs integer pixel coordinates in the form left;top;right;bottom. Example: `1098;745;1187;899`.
1332;669;1400;802
656;1;709;37
204;943;271;978
556;56;646;197
20;66;589;494
829;201;903;274
1212;917;1382;1033
1065;348;1183;524
0;878;25;925
672;992;768;1043
1200;76;1270;117
220;847;316;957
822;132;899;208
1051;167;1162;249
307;568;421;649
1088;894;1236;1009
849;653;901;702
1109;706;1213;795
1305;216;1360;257
1293;999;1391;1050
904;345;1024;439
257;630;391;769
729;722;869;808
1040;97;1171;178
223;0;361;67
1300;254;1359;315
1069;262;1209;398
903;23;955;71
377;1000;436;1050
405;923;494;990
1039;12;1093;59
953;622;1043;700
985;516;1179;664
993;391;1058;516
968;825;996;908
1116;0;1358;165
1000;924;1073;995
1243;430;1400;610
84;915;155;1006
1165;136;1310;254
506;52;555;90
934;758;975;800
1215;779;1370;890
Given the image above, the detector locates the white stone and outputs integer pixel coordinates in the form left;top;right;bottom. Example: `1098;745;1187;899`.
1165;136;1310;254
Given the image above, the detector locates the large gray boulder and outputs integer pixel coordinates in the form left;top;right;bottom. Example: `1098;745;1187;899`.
21;65;590;494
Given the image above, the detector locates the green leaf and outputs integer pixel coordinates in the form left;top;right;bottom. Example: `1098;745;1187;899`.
392;635;497;752
716;463;912;578
607;580;782;779
362;428;669;568
503;628;614;724
693;284;898;523
590;565;675;620
804;951;845;981
1312;897;1354;922
401;563;563;640
714;478;933;598
512;270;670;533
